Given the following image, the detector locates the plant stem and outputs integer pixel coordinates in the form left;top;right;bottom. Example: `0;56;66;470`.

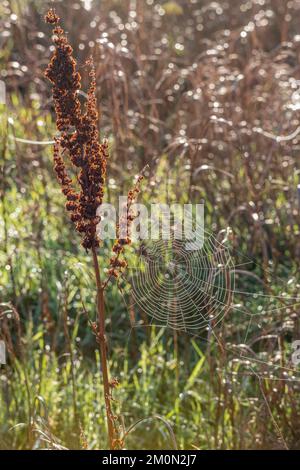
91;245;114;450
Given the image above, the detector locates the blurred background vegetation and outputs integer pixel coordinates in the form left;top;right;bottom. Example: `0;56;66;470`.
1;0;300;450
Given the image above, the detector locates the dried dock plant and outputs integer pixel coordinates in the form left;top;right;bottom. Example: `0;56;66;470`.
44;9;143;449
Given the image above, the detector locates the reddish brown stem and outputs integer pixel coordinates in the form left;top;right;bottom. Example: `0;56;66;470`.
91;245;114;450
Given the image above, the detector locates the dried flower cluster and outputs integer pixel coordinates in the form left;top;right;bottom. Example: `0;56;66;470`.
44;10;146;449
107;173;144;280
45;9;107;250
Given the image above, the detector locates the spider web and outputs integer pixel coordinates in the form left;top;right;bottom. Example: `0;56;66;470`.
118;223;300;388
115;221;300;449
125;229;234;333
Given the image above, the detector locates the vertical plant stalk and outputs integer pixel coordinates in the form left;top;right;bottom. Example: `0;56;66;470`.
44;9;145;449
44;9;113;447
91;245;115;449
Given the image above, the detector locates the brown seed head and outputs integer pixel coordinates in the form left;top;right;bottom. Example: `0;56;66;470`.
45;10;107;250
45;8;60;25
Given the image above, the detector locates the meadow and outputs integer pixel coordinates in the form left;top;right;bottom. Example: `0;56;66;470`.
0;0;300;450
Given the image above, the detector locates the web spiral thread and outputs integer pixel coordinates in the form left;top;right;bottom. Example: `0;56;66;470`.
127;228;235;333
